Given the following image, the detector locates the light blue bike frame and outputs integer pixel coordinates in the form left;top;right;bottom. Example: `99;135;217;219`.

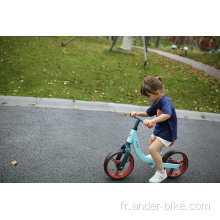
118;116;180;170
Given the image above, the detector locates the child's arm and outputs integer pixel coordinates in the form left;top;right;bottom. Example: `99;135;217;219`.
130;111;149;117
143;114;171;126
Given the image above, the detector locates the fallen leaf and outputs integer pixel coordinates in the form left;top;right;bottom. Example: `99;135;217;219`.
1;102;7;104
11;160;17;165
29;103;36;106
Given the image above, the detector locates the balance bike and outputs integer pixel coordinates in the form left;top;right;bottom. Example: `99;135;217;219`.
104;115;188;180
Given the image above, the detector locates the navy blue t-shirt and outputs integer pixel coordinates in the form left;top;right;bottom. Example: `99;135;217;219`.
146;95;177;142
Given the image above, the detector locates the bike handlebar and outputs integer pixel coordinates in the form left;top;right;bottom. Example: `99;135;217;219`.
133;115;153;129
134;115;143;122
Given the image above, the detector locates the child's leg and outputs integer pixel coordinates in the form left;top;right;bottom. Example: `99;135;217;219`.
148;138;165;170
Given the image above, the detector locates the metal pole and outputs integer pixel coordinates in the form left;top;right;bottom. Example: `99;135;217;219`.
143;36;147;68
61;36;77;46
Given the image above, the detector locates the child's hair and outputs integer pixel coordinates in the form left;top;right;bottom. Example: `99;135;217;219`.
141;76;164;96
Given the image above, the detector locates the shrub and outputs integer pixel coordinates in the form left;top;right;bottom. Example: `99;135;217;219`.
197;36;217;51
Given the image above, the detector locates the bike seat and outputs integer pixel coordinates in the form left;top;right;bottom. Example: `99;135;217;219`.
169;141;175;146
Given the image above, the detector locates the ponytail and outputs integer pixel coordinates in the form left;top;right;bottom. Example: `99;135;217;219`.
157;76;162;82
141;76;164;96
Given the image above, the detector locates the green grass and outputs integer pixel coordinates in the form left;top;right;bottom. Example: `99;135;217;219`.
149;45;220;69
0;36;220;113
133;38;220;69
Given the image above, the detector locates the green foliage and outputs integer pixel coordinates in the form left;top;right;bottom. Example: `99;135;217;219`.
0;36;219;113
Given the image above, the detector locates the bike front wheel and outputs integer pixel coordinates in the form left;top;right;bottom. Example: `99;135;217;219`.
162;150;188;178
104;149;134;180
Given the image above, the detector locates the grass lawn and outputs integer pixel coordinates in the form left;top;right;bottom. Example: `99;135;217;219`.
0;36;220;113
149;45;220;70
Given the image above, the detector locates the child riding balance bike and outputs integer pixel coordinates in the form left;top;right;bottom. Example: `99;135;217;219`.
104;76;188;183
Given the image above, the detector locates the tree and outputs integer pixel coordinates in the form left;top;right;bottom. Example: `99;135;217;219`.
109;36;117;51
197;37;217;51
155;36;160;47
121;36;133;51
179;36;184;46
174;36;179;45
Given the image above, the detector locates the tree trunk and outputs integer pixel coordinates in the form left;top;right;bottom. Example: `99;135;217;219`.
121;36;133;51
180;36;184;46
109;36;117;51
174;36;179;45
155;36;160;47
163;37;167;46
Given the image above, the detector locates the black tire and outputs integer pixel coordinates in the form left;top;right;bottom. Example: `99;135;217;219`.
104;149;134;180
162;150;188;178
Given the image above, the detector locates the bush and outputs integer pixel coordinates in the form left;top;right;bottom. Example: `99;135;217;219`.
197;37;217;51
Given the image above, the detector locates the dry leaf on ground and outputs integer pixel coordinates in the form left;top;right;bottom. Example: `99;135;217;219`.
11;160;17;165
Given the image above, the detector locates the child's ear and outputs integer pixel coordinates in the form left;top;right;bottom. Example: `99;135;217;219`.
155;91;160;95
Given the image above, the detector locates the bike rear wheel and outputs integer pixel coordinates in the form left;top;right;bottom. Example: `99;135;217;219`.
162;150;188;178
104;149;134;179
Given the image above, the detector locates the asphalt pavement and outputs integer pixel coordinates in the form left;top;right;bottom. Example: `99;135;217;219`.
1;97;220;183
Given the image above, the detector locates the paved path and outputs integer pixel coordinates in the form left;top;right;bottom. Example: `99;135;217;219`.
1;95;220;122
133;46;220;79
1;105;220;183
1;96;220;183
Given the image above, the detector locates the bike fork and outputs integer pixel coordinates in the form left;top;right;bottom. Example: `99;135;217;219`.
116;142;131;170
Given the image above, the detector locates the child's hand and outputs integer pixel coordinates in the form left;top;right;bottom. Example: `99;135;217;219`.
130;111;137;117
143;119;152;127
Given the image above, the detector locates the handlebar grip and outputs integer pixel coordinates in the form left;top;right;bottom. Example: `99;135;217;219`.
147;123;153;128
131;114;153;128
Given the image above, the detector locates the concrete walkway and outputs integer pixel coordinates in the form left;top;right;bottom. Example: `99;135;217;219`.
1;95;220;122
133;46;220;79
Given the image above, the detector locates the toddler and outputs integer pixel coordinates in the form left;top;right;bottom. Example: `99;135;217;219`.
130;76;177;183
